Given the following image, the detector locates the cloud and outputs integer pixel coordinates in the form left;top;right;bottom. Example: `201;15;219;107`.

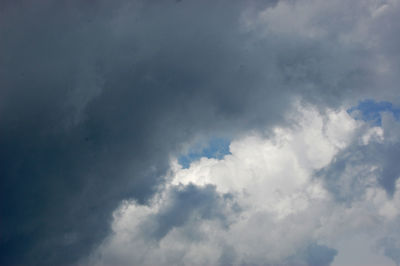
1;0;400;264
378;237;400;265
87;105;400;265
318;107;400;199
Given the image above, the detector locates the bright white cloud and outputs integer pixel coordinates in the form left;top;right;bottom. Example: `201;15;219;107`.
85;104;400;266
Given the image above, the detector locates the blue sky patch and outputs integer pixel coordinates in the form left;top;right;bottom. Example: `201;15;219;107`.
178;138;231;169
347;99;400;126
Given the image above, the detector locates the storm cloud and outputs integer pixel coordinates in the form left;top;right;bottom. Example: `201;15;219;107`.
1;0;400;265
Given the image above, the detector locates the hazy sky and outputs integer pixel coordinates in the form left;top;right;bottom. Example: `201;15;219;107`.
1;0;400;265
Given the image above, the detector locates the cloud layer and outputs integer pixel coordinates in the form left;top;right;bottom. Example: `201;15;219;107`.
1;0;400;265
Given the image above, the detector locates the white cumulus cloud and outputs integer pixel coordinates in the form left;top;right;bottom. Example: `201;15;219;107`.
85;105;400;265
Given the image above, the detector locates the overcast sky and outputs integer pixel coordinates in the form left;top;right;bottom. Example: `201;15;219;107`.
1;0;400;265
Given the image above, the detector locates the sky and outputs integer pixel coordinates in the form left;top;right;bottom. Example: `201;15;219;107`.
1;0;400;265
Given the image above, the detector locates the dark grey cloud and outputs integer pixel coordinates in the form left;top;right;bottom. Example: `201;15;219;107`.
0;0;398;265
316;143;399;201
304;243;338;266
378;237;400;265
0;1;280;264
142;184;238;241
317;112;400;202
285;243;338;266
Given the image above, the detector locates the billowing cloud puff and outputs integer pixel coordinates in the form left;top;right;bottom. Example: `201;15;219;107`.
87;105;400;265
